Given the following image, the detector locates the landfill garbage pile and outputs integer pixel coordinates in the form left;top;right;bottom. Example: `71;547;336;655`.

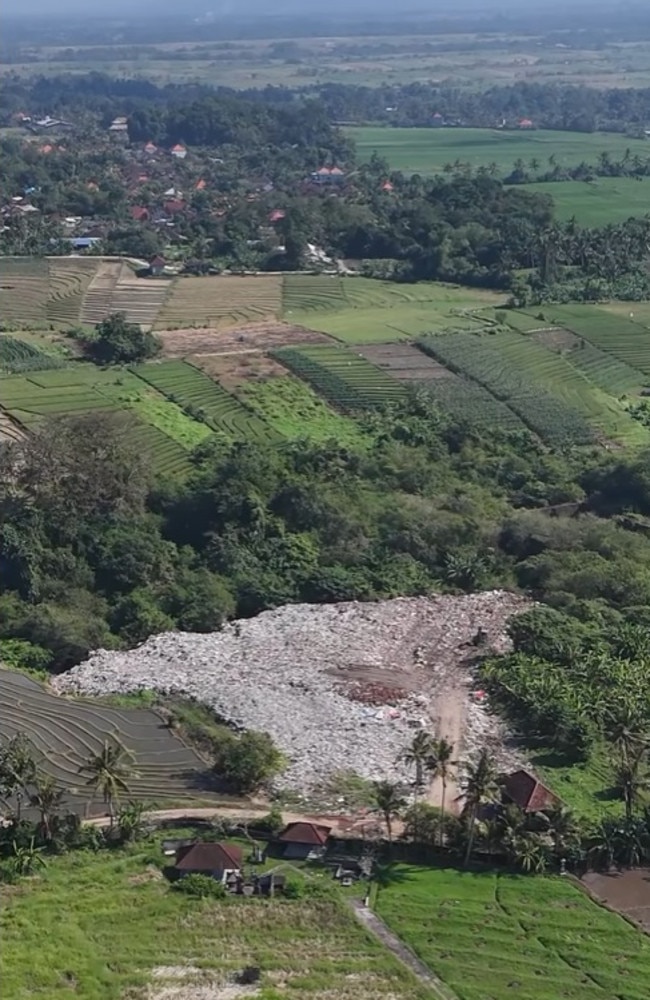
54;591;529;794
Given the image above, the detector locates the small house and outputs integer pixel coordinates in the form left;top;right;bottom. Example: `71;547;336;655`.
109;116;129;133
502;770;560;814
171;143;187;160
149;255;167;276
172;841;242;883
518;118;534;129
143;141;158;156
431;112;444;127
381;180;394;192
276;821;331;860
268;208;286;223
130;206;150;222
163;199;185;216
195;178;207;191
310;166;345;185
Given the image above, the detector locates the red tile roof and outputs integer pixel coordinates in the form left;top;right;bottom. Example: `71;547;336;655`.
381;180;394;191
171;143;186;152
503;770;560;813
130;206;149;221
163;199;185;214
268;209;286;223
278;822;331;846
174;841;242;872
518;118;534;127
195;178;206;191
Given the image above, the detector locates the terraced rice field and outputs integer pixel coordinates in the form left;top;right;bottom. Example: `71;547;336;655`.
282;276;503;343
131;360;278;443
0;257;49;322
46;258;98;324
81;261;169;328
154;275;282;329
0;669;216;815
0;411;26;442
273;343;406;409
426;376;527;433
540;304;650;378
377;865;650;1000
0;366;196;477
419;334;596;446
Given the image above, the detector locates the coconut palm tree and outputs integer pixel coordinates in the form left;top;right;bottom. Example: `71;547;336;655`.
29;776;65;842
426;737;455;846
372;780;406;847
614;749;650;821
0;734;37;822
78;739;136;825
462;749;499;867
546;805;581;859
402;731;434;795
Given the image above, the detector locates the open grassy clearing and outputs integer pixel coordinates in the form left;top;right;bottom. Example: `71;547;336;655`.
418;335;595;446
0;365;202;476
131;359;279;444
350;127;646;177
0;670;218;815
283;276;504;344
526;176;650;226
154;275;282;330
527;747;624;822
376;865;650;1000
0;846;431;1000
273;343;406;410
237;373;369;446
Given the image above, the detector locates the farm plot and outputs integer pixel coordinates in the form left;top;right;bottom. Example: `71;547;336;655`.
358;342;455;380
0;334;65;373
0;851;430;1000
426;376;527;433
376;865;650;1000
155;320;329;358
542;304;650;375
46;257;98;324
0;257;49;324
482;329;645;444
131;360;278;443
154;275;282;329
0;669;216;814
273;344;407;410
0;366;199;476
0;411;26;442
282;273;348;313
419;335;595;446
237;373;368;446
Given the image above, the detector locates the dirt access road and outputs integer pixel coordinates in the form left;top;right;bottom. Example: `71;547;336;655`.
427;684;466;816
85;805;369;836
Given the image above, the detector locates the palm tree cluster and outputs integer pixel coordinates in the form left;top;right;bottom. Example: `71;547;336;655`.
0;734;144;878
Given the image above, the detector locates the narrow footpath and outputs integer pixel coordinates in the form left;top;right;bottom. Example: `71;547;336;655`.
348;898;458;1000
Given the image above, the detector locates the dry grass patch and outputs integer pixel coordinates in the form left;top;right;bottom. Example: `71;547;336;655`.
156;321;331;357
190;352;287;389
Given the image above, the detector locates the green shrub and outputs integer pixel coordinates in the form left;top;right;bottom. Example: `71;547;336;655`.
171;874;227;898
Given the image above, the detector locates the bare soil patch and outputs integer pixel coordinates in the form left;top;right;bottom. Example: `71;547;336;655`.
156;321;332;358
532;328;582;352
189;352;287;389
358;343;456;381
582;868;650;934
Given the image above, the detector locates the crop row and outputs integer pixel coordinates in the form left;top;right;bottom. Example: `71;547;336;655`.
419;335;594;446
273;344;406;410
131;360;278;443
282;275;348;313
545;305;650;376
424;376;526;433
0;336;65;374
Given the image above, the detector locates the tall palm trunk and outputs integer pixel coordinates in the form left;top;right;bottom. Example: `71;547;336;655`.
384;812;393;847
439;776;446;848
463;805;478;867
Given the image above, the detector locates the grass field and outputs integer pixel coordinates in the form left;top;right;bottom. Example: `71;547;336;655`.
540;304;650;378
0;845;431;1000
350;127;646;177
376;865;650;1000
282;276;504;343
0;670;217;814
0;365;204;476
237;373;369;446
155;274;282;329
131;360;279;443
527;176;650;226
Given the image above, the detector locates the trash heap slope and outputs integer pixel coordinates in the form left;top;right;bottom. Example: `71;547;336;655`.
54;592;528;793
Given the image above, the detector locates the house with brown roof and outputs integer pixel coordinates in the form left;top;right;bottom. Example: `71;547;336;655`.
276;821;332;860
130;206;150;222
172;841;242;882
149;254;167;276
502;770;560;814
171;143;187;160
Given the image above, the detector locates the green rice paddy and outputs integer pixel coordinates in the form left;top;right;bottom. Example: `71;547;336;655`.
376;865;650;1000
